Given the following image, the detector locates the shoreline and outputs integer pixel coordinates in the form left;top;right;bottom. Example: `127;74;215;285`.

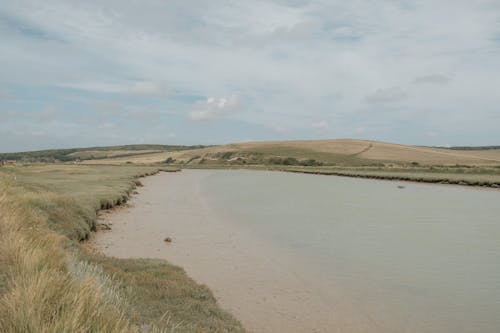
281;168;500;188
183;164;500;189
82;167;246;332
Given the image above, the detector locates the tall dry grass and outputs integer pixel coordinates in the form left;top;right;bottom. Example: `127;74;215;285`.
0;178;129;333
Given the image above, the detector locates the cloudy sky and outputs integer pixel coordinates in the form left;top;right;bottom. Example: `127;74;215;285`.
1;0;500;152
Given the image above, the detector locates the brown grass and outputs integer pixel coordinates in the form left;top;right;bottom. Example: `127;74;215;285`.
68;149;163;159
0;178;129;333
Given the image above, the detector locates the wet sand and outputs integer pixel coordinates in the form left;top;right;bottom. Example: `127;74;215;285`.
94;170;381;333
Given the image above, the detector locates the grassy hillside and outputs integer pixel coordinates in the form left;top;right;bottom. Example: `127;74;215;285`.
0;164;245;332
81;139;500;167
72;139;500;187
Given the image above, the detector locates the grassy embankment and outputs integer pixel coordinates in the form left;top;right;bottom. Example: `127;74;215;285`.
0;164;245;332
262;165;500;187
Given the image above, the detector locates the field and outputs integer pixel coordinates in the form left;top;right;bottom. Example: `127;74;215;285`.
0;164;245;332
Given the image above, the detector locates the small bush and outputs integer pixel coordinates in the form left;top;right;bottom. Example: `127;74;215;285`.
218;152;234;160
299;159;323;166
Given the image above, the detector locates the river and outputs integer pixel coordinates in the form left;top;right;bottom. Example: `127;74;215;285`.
95;169;500;333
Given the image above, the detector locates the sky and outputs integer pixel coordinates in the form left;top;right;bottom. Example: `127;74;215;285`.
1;0;500;152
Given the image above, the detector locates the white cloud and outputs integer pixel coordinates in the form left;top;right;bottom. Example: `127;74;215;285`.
0;110;18;121
264;123;292;134
365;87;408;105
0;90;12;99
128;81;167;96
268;20;321;42
97;122;116;129
189;95;241;121
62;81;125;94
36;106;59;123
354;126;366;134
426;131;439;137
29;130;46;136
126;108;162;124
413;74;451;85
311;120;329;131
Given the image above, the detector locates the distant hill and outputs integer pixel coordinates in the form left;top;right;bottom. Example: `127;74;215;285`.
0;144;207;163
3;140;500;166
77;139;500;167
446;146;500;150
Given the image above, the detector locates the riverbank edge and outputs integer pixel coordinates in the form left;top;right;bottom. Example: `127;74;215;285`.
182;164;500;188
81;168;247;332
0;165;246;332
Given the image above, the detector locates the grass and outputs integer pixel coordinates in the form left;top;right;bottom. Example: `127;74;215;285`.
236;146;381;166
277;165;500;187
80;253;244;332
0;164;245;332
0;174;129;332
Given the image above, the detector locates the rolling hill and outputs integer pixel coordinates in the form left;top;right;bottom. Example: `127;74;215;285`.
77;139;500;167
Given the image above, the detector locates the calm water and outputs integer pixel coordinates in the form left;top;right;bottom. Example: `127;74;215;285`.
199;170;500;332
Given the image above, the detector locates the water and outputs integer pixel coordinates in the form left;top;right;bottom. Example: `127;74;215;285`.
198;170;500;332
96;169;500;332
